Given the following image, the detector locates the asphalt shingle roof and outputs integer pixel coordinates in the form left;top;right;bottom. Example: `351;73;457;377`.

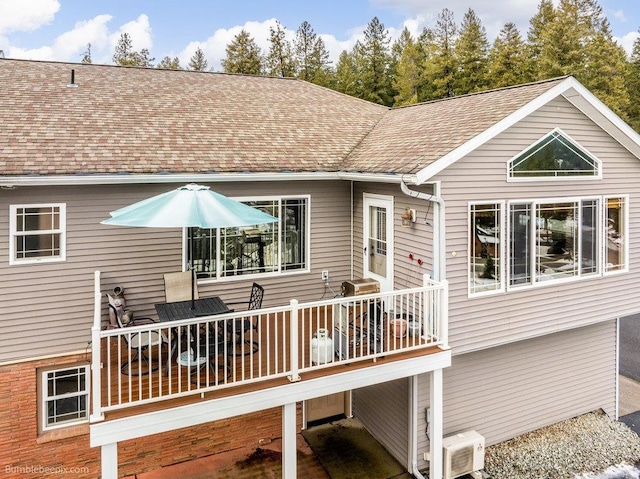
0;59;567;179
342;77;567;174
0;59;386;176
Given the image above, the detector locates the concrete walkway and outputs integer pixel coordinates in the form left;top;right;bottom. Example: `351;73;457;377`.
619;375;640;436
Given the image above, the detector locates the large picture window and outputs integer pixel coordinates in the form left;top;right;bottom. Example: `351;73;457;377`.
188;196;308;280
40;365;89;431
10;204;66;265
469;196;627;295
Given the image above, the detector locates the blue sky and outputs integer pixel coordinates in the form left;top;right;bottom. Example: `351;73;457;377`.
0;0;638;70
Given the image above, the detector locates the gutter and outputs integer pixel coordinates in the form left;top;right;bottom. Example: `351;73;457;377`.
0;171;416;188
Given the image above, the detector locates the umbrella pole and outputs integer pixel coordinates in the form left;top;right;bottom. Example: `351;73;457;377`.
190;227;195;310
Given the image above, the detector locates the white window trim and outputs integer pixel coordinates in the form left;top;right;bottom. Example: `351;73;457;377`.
186;195;311;284
468;200;506;297
469;195;628;297
9;203;67;265
506;128;603;182
602;194;629;276
39;364;90;432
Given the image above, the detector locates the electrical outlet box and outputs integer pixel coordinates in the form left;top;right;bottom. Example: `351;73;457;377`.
425;407;431;423
423;451;431;461
321;270;329;282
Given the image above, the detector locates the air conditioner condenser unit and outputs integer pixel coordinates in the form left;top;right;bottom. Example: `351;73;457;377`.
442;430;485;479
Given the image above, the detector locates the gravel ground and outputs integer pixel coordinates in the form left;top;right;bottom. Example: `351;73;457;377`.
484;411;640;479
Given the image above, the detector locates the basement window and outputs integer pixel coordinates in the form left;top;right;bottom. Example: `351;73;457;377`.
39;365;89;432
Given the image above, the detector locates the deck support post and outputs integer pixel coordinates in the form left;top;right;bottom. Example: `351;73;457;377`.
429;368;443;479
101;442;118;479
282;402;297;478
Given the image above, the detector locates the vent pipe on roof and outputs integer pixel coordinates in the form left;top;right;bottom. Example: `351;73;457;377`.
67;69;78;88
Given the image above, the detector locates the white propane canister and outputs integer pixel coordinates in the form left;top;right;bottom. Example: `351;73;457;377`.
311;328;334;365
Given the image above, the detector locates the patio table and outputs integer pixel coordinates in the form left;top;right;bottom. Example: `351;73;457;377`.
155;297;231;374
155;297;230;321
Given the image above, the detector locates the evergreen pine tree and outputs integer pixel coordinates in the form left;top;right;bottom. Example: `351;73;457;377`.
454;9;489;94
188;47;209;71
626;32;640;133
157;56;182;70
113;33;138;66
357;17;393;105
265;21;296;77
487;23;530;88
221;29;263;75
392;30;424;106
294;21;332;86
81;43;92;64
526;0;557;79
423;8;458;99
334;50;359;96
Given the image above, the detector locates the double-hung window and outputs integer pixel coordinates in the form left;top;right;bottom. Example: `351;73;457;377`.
187;196;308;280
9;204;66;265
39;365;89;432
469;196;627;295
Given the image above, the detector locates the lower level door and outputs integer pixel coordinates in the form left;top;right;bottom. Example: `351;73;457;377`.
305;391;350;425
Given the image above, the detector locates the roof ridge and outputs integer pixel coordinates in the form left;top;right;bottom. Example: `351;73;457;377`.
391;76;571;110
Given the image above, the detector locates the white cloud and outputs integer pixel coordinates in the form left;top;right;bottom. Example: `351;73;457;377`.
52;15;112;61
617;30;639;56
0;0;60;35
110;13;153;52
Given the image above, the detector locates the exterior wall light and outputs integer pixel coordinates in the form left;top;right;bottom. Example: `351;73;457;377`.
401;207;416;227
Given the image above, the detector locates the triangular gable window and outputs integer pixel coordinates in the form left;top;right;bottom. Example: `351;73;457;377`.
508;129;601;179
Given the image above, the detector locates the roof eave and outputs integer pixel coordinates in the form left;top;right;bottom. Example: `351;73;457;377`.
0;171;413;188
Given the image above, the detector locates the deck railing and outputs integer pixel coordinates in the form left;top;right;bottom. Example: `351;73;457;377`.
90;272;448;420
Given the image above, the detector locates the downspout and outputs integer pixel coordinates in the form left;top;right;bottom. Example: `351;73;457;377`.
401;181;446;479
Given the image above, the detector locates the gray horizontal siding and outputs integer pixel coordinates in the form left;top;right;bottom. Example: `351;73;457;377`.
414;321;616;468
0;181;353;362
434;96;640;353
354;378;409;467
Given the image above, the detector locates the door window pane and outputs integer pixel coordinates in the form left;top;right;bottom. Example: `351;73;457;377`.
368;206;387;278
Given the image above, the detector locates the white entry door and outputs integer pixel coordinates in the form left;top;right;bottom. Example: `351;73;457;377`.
363;194;393;293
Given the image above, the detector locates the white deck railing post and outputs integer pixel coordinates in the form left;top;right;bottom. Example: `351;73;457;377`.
287;299;300;382
439;280;449;348
91;270;104;422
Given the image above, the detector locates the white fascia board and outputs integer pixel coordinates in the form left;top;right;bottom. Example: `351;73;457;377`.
0;171;410;188
562;80;640;160
415;77;583;185
90;348;451;447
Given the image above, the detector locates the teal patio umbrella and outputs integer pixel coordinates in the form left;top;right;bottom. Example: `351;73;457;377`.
102;183;278;307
